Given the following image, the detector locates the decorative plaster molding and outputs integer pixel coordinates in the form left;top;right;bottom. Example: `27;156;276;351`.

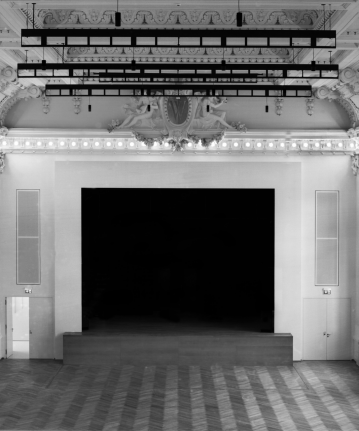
335;98;359;128
0;84;42;126
275;98;283;116
0;151;4;173
72;96;81;115
40;9;318;28
306;98;314;116
0;128;356;156
351;154;359;176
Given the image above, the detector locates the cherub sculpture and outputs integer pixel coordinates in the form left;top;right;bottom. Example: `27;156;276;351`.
190;96;234;130
118;96;159;129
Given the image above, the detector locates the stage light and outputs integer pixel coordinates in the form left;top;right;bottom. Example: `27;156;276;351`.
268;142;274;148
2;141;6;146
245;142;250;147
292;142;297;147
94;142;100;146
222;142;227;147
164;142;169;147
37;141;42;146
60;141;65;146
350;142;355;148
129;142;135;147
14;141;19;146
256;142;262;147
71;141;76;147
326;142;331;148
314;142;320;148
106;141;112;147
117;141;123;147
338;142;343;147
280;142;285;148
48;141;53;146
237;11;243;27
115;12;121;27
83;142;89;147
233;142;239;147
25;141;30;146
188;142;193;147
303;142;308;148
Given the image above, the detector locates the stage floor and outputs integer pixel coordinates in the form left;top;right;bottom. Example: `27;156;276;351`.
0;360;359;430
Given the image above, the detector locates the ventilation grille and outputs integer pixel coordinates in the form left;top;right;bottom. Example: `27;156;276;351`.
17;190;40;284
315;191;338;286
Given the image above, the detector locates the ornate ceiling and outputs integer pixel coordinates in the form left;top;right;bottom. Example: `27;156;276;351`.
1;0;359;129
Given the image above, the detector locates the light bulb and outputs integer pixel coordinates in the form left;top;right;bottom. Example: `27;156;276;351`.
129;142;135;147
245;142;250;147
60;141;65;146
326;142;331;147
222;142;227;147
315;142;320;148
280;142;285;148
292;143;296;147
48;141;53;146
71;142;76;147
94;142;100;147
268;142;273;147
303;142;308;148
233;142;239;147
37;141;42;146
106;142;111;147
257;142;262;147
83;142;88;147
2;141;7;146
118;142;123;147
338;142;343;147
25;141;30;146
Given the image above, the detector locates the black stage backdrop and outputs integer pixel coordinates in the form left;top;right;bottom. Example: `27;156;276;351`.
82;188;274;331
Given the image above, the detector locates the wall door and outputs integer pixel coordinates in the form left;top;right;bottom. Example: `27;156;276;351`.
29;297;54;359
303;299;326;360
5;298;13;358
303;298;351;360
327;299;351;360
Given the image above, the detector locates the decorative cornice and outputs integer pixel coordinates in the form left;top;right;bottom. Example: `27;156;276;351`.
0;128;355;156
39;9;318;28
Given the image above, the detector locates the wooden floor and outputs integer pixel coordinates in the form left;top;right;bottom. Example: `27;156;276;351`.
0;360;359;430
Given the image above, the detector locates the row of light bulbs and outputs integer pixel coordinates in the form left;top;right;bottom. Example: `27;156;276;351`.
1;139;357;151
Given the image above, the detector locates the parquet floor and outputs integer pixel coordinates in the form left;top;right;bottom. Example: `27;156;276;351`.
0;360;359;430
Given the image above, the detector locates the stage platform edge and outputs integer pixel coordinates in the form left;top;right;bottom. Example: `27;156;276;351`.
63;332;293;366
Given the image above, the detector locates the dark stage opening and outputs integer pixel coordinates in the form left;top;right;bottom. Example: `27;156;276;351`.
82;188;275;333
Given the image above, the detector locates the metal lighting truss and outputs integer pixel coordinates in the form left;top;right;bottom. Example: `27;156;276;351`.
18;63;339;81
45;84;312;97
21;29;336;49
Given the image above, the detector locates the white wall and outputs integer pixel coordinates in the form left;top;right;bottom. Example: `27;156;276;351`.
0;152;356;361
0;154;55;358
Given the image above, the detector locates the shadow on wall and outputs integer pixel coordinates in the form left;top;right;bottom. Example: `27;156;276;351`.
5;97;350;130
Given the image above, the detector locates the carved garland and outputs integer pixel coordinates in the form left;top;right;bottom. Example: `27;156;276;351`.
40;9;318;27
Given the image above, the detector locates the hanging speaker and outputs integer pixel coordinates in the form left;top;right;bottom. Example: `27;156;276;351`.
147;105;151;112
131;59;136;70
88;104;92;112
221;59;226;71
311;61;316;71
265;105;269;113
115;12;121;27
207;104;210;112
41;59;46;70
237;12;243;27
